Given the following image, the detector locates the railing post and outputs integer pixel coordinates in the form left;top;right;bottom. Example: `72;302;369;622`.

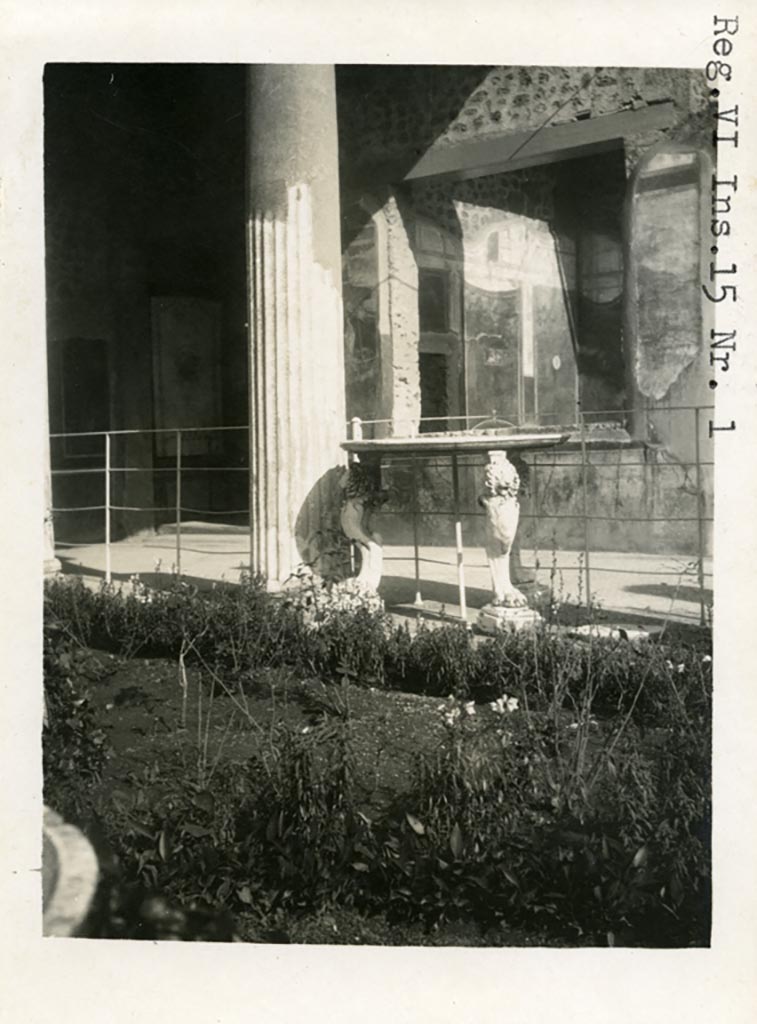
694;406;707;626
411;453;422;606
451;451;468;625
175;430;182;577
579;410;592;611
104;432;111;584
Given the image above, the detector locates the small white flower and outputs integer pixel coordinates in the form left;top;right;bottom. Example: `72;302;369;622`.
464;701;476;716
301;726;310;734
702;655;712;664
665;660;674;670
676;663;685;675
506;697;519;713
490;696;506;714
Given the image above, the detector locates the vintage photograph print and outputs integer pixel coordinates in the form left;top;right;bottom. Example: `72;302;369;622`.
42;62;715;948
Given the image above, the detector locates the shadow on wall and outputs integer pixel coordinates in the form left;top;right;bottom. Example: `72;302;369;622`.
337;65;494;247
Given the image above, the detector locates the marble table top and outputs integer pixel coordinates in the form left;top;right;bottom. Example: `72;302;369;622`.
342;428;570;457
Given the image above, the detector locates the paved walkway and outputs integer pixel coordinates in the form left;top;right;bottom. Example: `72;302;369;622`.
54;523;712;627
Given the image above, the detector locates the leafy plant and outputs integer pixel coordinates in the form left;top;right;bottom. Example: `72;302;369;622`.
42;573;712;945
43;627;112;820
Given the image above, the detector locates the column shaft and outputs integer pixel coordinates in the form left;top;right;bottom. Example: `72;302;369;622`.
247;65;346;587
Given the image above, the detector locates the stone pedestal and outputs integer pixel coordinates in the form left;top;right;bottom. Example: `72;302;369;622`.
478;604;543;634
247;65;346;588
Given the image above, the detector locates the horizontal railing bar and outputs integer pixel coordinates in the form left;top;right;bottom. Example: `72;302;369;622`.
529;514;713;523
532;514;714;523
347;405;715;429
107;505;178;513
52;466;248;476
54;505;250;516
110;506;248;516
379;460;716;471
50;407;716;441
384;556;712;578
171;507;250;516
371;452;712;464
51;505;106;513
383;555;709;574
525;460;715;469
374;508;713;524
572;564;712;578
108;466;249;474
50;425;248;439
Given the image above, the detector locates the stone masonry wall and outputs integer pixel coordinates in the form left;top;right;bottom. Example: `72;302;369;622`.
337;65;711;186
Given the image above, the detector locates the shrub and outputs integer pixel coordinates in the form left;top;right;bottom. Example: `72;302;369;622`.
236;720;373;911
65;683;710;945
43;576;99;647
42;573;712;945
386;623;480;698
43;575;712;726
43;627;111;821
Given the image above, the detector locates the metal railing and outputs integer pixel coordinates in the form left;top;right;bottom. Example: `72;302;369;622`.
49;405;714;624
346;404;714;625
50;425;249;582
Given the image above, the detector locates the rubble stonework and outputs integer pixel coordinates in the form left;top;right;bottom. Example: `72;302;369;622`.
337;65;710;178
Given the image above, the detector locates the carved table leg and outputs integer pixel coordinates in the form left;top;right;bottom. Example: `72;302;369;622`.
477;450;543;633
339;460;385;593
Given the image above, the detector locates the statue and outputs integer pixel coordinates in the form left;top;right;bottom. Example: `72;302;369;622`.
477;451;542;633
478;451;528;608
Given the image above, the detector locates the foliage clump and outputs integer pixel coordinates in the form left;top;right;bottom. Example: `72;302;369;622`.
43;573;712;945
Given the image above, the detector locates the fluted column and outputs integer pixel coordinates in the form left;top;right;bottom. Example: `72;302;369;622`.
247;65;346;588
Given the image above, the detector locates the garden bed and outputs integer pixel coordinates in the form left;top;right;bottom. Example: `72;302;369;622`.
43;574;712;947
